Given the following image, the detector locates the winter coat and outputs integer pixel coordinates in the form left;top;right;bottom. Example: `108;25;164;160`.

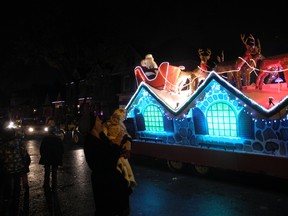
84;131;122;173
39;134;64;166
83;131;131;215
0;138;30;175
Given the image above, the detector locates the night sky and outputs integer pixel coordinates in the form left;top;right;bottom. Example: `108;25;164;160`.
4;1;288;58
2;1;288;89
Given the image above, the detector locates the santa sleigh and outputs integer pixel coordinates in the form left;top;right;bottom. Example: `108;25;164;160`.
134;62;182;92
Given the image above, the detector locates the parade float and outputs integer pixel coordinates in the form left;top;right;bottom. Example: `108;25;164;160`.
124;35;288;179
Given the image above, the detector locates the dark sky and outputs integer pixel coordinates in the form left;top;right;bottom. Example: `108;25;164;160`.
1;1;287;105
3;1;288;65
1;0;288;80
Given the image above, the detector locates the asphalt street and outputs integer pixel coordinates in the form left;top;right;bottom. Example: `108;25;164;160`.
3;138;288;216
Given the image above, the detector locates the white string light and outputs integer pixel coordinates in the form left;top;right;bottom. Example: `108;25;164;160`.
139;57;288;96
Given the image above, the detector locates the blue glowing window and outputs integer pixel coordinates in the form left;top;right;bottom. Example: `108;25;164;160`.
143;105;164;132
206;102;237;137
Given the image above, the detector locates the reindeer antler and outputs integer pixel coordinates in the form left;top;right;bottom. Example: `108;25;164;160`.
198;48;212;63
241;34;259;55
206;49;212;61
248;34;256;47
241;34;250;49
217;50;224;63
198;48;204;56
241;34;256;48
256;38;261;54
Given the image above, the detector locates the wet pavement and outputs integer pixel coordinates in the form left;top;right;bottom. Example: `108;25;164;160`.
26;139;94;216
2;138;288;216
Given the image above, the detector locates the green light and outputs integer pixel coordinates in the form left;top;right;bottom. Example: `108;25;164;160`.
143;105;164;132
207;102;237;137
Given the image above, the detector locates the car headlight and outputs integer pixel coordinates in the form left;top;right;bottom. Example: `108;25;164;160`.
44;127;49;132
7;121;17;129
28;127;34;132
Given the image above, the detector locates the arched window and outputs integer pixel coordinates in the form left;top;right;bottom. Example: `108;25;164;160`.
238;110;254;139
193;107;208;135
206;102;237;137
143;105;164;132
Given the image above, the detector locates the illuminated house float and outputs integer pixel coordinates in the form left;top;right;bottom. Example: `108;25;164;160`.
125;62;288;179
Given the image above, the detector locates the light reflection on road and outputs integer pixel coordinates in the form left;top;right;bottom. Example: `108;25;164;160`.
18;138;288;216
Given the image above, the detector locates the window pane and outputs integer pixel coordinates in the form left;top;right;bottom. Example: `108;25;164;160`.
206;102;237;137
143;105;164;132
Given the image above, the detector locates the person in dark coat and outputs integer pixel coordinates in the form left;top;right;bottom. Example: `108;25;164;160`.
0;115;31;215
39;127;64;191
84;116;132;216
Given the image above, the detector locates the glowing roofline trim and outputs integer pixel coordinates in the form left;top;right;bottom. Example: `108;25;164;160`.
126;71;288;118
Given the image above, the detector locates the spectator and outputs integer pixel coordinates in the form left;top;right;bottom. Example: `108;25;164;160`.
84;115;132;216
39;127;64;192
0;114;31;215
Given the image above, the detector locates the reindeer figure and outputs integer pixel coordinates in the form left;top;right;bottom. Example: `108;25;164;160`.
176;48;211;94
238;36;288;90
213;34;259;90
240;38;264;88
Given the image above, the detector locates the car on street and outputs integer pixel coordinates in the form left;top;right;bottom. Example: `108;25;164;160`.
18;118;50;139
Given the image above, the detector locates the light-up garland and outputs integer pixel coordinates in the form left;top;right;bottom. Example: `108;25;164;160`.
184;78;288;134
186;71;288;123
150;57;283;92
138;57;254;93
194;81;243;114
199;57;288;74
127;87;169;118
128;68;288;123
137;56;287;95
